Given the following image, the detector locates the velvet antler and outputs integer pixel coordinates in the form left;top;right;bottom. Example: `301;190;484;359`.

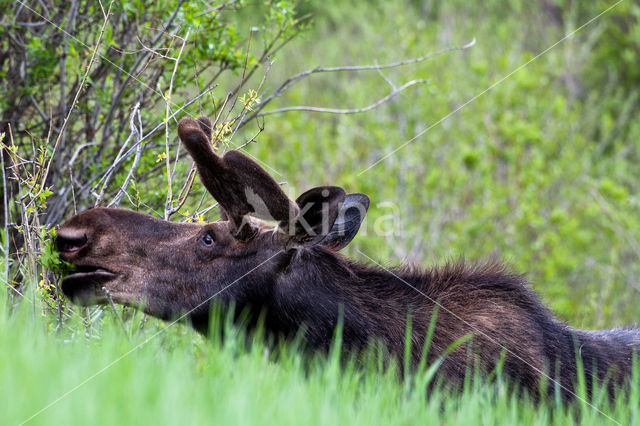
178;116;299;239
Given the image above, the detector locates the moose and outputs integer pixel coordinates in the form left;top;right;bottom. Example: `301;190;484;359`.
56;116;639;401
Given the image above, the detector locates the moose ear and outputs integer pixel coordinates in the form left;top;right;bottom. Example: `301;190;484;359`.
321;193;369;250
286;186;346;246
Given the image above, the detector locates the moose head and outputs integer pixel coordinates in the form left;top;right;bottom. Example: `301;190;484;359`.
56;116;369;333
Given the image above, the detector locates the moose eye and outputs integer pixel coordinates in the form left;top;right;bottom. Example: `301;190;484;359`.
201;232;214;246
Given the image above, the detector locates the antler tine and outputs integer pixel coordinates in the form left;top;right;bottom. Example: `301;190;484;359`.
196;116;213;139
177;117;299;239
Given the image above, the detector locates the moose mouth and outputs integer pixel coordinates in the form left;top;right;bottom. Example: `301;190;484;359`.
60;265;118;305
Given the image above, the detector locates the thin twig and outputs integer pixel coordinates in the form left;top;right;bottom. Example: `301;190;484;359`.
109;104;144;207
195;0;240;17
94;104;140;205
167;166;197;217
225;60;273;150
260;79;428;116
102;286;130;340
1;132;9;284
164;30;190;219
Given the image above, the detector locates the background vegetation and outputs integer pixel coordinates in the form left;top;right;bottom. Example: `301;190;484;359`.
1;0;639;424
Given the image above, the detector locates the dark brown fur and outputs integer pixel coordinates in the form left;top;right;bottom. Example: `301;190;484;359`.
56;117;640;401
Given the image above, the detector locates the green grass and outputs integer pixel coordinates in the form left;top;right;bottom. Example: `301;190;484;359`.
3;0;640;424
1;293;638;426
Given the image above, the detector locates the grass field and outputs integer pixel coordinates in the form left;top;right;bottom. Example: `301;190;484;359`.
2;291;639;426
2;0;640;424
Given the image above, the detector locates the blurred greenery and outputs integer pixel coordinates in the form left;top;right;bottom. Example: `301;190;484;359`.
232;0;640;327
2;0;640;423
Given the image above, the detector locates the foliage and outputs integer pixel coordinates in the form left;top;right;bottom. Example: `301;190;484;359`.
38;228;76;277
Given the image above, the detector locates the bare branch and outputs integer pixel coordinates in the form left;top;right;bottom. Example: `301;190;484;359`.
243;38;475;123
94;103;140;205
109;104;144;207
164;30;190;219
101;0;187;130
375;61;397;90
40;0;115;188
86;85;217;200
1;133;9;278
195;0;240;17
259;79;428;116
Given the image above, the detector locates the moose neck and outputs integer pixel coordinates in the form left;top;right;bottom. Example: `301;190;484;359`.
187;246;390;351
268;247;376;351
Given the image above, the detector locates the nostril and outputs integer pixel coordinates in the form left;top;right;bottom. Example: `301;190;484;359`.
56;230;88;253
